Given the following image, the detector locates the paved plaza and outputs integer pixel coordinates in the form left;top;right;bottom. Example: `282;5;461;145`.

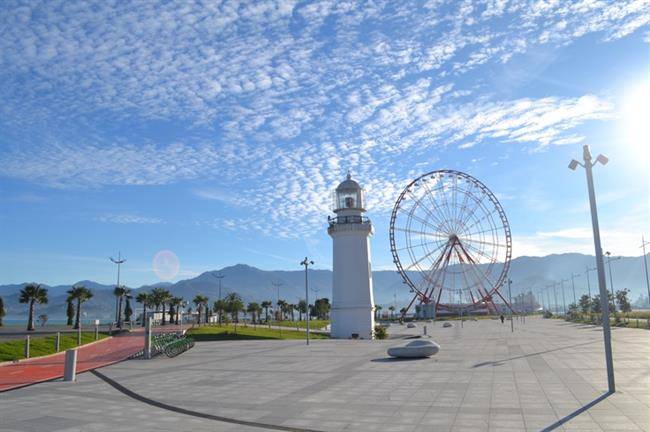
1;317;648;432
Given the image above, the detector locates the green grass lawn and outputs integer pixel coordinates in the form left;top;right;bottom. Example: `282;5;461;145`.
0;332;109;362
187;324;329;341
268;319;329;330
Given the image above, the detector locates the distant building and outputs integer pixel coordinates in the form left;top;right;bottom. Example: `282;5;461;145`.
327;172;375;339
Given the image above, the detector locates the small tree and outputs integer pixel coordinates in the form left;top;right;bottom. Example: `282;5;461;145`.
615;289;632;313
388;305;395;319
0;296;6;327
567;303;578;320
579;294;591;314
373;324;388;339
38;314;48;327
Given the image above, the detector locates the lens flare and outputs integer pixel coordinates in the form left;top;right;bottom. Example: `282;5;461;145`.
152;250;180;281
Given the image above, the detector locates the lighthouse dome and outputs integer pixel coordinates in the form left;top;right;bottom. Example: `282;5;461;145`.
333;172;366;213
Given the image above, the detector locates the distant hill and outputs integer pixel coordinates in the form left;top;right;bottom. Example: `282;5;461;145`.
1;253;648;321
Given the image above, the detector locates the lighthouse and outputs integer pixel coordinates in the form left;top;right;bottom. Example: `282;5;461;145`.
328;172;375;339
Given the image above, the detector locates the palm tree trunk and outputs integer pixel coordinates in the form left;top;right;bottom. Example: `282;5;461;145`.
74;298;81;329
27;300;35;331
162;303;167;325
142;304;147;327
117;296;123;328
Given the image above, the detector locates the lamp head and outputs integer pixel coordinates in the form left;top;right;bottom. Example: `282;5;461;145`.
568;159;580;170
596;154;609;165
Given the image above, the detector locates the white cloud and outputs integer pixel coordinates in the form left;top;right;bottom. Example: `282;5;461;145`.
95;214;164;224
0;0;646;240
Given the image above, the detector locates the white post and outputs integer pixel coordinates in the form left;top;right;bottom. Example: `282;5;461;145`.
144;317;152;359
64;349;78;381
55;332;61;352
24;335;30;359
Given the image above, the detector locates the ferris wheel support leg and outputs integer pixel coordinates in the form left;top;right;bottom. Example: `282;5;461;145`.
494;289;515;314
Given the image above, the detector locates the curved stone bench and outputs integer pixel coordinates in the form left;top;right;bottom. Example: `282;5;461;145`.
406;322;417;328
442;322;452;328
387;340;440;358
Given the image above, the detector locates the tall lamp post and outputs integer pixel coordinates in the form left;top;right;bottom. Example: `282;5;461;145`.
641;237;650;307
604;252;621;296
110;253;126;325
300;257;314;345
560;279;568;315
213;273;225;301
507;279;514;332
569;144;615;393
545;284;553;313
570;273;580;306
585;266;596;299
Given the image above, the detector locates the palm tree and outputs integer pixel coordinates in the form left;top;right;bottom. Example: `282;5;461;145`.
0;296;5;327
66;285;93;329
152;288;172;325
113;286;128;328
374;305;383;320
289;303;296;322
214;299;227;325
193;294;208;325
170;297;184;325
247;302;260;324
276;299;287;321
66;300;74;326
261;301;272;322
135;292;150;326
388;305;395;319
225;293;244;325
19;283;48;331
297;300;307;321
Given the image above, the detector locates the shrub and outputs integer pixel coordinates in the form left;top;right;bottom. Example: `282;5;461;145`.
543;310;553;319
373;324;388;339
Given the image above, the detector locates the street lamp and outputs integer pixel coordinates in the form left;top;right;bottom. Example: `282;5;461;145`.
585;266;596;299
300;257;314;346
569;144;615;393
604;252;621;296
507;279;514;332
570;273;580;306
560;279;568;315
641;236;650;307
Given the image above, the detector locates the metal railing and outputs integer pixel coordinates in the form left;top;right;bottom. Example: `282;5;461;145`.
328;215;371;227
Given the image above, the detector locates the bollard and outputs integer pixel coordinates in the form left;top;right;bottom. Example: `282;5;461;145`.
95;324;99;340
55;332;61;352
77;325;82;346
109;323;112;336
24;335;30;359
64;349;78;381
144;317;152;359
423;325;427;336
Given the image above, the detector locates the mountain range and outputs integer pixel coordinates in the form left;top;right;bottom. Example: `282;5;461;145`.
2;253;649;321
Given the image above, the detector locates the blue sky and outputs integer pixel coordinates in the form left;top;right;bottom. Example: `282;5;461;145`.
1;1;649;287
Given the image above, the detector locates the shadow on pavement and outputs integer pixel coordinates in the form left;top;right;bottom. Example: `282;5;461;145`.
472;340;598;368
541;391;613;431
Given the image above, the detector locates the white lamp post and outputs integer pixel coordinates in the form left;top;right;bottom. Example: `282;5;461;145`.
569;144;615;393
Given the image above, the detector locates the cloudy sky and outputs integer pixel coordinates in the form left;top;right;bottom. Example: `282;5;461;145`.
1;0;649;286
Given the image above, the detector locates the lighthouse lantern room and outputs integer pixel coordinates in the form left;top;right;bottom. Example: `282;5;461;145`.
327;172;375;339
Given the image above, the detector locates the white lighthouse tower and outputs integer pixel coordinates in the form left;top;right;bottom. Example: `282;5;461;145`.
328;172;375;339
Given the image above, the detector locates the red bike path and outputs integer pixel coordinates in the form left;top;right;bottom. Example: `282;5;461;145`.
0;326;180;392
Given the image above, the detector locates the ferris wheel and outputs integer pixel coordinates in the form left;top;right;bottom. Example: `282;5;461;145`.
389;169;512;316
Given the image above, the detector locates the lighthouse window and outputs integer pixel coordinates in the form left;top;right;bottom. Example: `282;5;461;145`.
345;197;355;208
